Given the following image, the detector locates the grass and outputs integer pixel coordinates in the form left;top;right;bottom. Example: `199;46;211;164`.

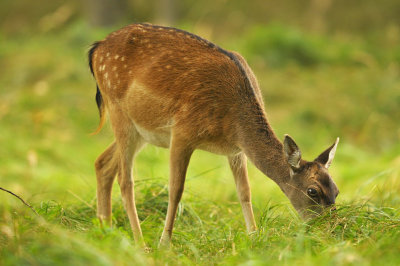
1;186;399;265
0;21;399;265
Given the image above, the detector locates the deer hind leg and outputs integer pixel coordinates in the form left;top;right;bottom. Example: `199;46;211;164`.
228;153;257;233
159;135;194;247
95;141;118;227
109;109;145;245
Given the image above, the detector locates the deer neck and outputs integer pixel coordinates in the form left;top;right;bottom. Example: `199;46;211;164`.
237;107;291;189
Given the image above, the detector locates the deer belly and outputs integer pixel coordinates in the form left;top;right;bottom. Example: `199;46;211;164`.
135;124;171;148
197;141;241;156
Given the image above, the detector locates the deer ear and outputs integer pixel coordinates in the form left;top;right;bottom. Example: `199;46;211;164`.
314;137;339;169
283;134;302;170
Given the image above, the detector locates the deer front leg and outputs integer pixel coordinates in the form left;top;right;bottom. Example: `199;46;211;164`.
228;153;257;233
95;141;118;227
159;137;193;247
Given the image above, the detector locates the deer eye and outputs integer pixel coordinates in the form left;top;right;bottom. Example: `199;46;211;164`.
307;188;318;197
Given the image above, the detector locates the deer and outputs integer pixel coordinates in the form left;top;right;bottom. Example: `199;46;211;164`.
88;23;340;247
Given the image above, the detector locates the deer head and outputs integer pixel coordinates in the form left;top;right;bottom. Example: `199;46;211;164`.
283;135;340;218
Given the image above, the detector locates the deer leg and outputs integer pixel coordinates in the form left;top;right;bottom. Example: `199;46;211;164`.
159;137;193;247
228;153;257;233
95;141;118;226
110;111;145;245
117;135;145;244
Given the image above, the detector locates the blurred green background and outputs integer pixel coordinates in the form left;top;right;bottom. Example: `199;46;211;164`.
0;0;399;265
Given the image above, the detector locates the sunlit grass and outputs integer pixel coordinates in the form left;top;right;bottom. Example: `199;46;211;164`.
1;179;399;265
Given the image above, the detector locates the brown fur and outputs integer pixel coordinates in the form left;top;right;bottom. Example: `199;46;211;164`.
88;23;340;246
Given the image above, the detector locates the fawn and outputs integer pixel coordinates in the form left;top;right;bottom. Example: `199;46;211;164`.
88;23;339;246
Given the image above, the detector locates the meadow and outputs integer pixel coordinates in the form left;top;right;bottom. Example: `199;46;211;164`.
0;21;399;265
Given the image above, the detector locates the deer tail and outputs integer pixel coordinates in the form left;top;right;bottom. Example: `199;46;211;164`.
88;41;106;135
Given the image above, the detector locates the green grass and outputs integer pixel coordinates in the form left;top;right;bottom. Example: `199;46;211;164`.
0;21;399;265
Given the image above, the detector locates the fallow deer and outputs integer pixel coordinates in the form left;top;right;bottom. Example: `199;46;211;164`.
88;23;340;246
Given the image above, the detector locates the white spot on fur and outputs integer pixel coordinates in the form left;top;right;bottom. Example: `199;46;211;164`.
114;55;119;60
124;64;127;69
106;52;110;57
121;56;125;61
112;66;117;71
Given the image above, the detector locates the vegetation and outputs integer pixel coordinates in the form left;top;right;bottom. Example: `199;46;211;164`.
1;5;399;265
